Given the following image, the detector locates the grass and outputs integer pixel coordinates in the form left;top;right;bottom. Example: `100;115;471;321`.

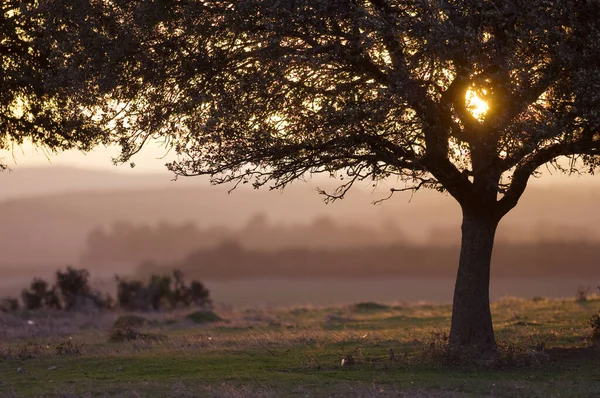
0;297;599;397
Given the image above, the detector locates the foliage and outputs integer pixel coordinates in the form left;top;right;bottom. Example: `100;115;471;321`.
21;278;61;311
187;280;212;308
12;267;211;312
115;278;147;311
185;310;222;324
55;266;111;310
0;1;107;168
116;269;212;311
54;339;84;356
34;0;600;350
589;312;600;345
48;0;600;199
17;267;113;311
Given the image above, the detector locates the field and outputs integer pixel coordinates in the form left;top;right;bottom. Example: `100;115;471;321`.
1;297;599;397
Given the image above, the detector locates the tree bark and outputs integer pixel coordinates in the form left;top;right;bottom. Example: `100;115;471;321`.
449;207;499;353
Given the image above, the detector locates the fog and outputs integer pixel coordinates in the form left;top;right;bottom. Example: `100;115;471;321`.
0;166;598;306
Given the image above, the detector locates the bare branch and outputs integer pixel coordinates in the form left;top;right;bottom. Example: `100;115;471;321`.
497;137;600;218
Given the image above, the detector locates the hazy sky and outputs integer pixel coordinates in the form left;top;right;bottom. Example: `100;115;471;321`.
1;142;172;173
1;141;598;187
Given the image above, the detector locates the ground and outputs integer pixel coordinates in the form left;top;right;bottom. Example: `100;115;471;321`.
1;296;599;397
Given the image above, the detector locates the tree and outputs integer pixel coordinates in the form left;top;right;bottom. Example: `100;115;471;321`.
47;0;600;352
1;1;106;166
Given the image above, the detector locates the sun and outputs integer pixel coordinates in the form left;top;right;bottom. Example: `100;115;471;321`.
465;89;489;121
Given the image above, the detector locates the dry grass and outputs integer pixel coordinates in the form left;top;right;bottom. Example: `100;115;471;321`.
0;297;599;397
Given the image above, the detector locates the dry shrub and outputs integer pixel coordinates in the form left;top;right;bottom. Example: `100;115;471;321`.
186;310;222;324
576;285;591;302
108;326;167;343
589;312;600;345
55;339;84;356
0;341;43;360
113;315;149;329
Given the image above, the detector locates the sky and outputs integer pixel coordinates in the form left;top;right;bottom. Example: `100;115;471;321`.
1;141;173;174
1;140;598;187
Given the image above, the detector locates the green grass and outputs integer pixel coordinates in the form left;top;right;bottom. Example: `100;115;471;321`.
1;297;600;397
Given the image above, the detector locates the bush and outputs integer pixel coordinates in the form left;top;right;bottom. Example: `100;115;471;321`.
189;280;211;308
116;269;211;311
115;277;147;311
147;274;172;310
576;285;590;302
186;310;222;324
113;315;148;329
0;297;20;313
108;326;167;343
109;326;143;342
21;278;61;310
56;266;112;310
55;339;84;356
115;275;170;311
13;267;207;313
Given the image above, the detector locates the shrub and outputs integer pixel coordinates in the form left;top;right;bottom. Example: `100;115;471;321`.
532;296;545;303
113;315;148;329
147;274;172;310
55;339;84;356
115;275;170;311
56;266;111;310
21;278;61;310
189;280;212;308
14;267;208;313
108;326;167;343
576;285;590;302
109;326;142;342
0;342;43;360
116;269;211;311
186;310;222;324
0;297;20;313
115;277;147;311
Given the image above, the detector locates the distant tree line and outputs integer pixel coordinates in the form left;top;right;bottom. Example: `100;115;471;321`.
80;215;405;267
81;216;600;274
136;240;600;280
0;267;211;313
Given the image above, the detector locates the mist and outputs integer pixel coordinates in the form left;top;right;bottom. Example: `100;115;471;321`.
0;166;598;307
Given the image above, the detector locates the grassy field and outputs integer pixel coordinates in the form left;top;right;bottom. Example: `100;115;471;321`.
1;297;600;397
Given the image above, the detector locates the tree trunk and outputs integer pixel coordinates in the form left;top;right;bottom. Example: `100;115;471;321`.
449;208;499;353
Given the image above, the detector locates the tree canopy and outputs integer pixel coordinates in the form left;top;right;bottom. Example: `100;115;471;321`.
50;0;600;209
40;0;600;351
1;0;106;165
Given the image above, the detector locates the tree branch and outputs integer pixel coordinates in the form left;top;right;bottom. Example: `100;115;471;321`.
497;137;600;218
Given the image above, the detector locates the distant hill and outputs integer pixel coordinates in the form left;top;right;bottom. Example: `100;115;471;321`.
0;167;598;276
0;166;177;200
139;240;600;279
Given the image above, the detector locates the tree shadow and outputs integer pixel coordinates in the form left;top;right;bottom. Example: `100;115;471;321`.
546;346;600;361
